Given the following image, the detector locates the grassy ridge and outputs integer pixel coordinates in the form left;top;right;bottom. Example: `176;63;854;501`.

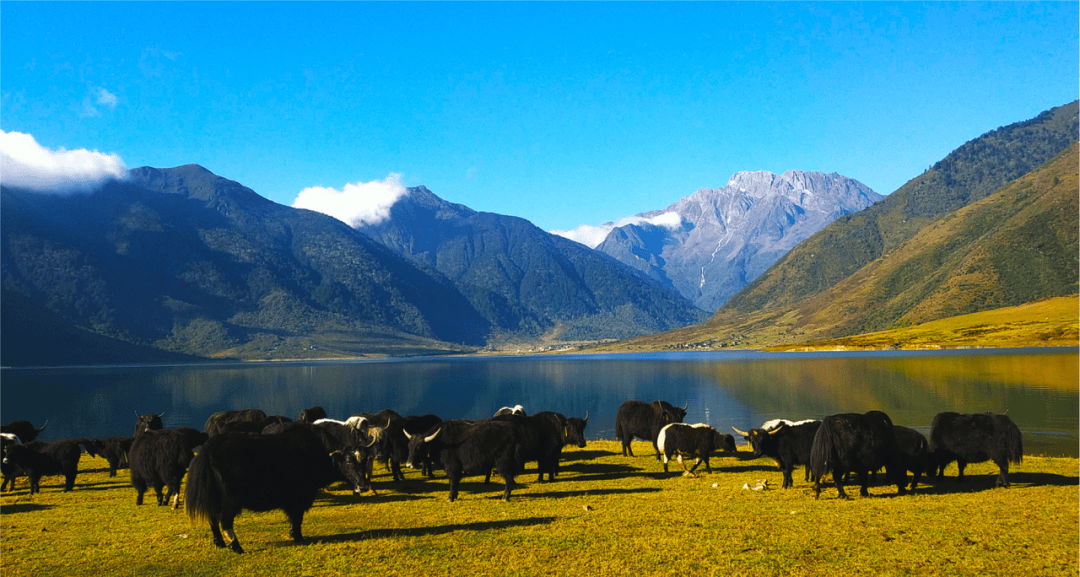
2;441;1077;576
590;295;1078;353
767;295;1079;352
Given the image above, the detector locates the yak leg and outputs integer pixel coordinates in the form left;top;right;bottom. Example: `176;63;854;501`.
993;458;1010;488
834;471;850;500
858;471;871;497
782;464;795;489
286;508;305;543
498;458;517;501
956;460;968;482
220;515;244;553
688;454;705;474
661;451;670;473
698;455;710;474
63;472;76;492
164;482;180;508
447;471;461;503
677;455;696;478
207;514;227;549
133;477;147;505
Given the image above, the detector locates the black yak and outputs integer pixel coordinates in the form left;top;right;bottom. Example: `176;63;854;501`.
809;410;907;499
732;420;822;488
2;440;83;494
129;428;203;507
405;420;519;502
615;400;687;459
185;423;369;553
929;412;1023;488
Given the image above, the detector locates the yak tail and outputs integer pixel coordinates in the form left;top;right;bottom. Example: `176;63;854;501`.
808;419;835;482
1006;423;1024;465
184;452;221;525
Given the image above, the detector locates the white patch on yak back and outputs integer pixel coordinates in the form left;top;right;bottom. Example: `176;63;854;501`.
657;423;675;461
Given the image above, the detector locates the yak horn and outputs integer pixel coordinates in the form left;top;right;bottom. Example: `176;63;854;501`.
682;401;689;411
424;427;442;443
731;426;749;437
768;425;784;435
583;411;589;422
403;429;413;440
38;420;49;432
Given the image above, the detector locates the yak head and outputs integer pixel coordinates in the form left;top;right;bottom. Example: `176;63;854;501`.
403;426;441;470
565;412;589;448
134;412;164;436
731;425;782;457
333;447;374;495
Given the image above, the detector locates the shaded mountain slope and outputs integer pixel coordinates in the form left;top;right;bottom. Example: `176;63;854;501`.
2;165;491;362
358;186;708;343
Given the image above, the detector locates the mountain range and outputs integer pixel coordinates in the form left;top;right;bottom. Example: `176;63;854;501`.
628;100;1079;349
593;170;881;311
1;165;706;365
354;185;708;344
2;100;1076;365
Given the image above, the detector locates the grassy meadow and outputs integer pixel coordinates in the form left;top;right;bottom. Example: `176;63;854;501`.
1;440;1076;576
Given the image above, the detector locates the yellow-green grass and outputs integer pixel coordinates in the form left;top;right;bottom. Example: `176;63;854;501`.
767;295;1079;352
2;441;1076;576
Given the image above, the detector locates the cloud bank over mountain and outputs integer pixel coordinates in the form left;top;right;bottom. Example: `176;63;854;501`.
0;130;126;193
292;173;409;227
551;211;684;248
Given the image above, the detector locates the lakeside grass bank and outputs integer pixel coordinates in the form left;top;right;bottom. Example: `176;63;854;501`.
2;440;1076;576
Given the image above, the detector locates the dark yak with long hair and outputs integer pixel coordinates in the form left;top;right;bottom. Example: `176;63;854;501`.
929;412;1023;488
404;419;520;502
185;423;369;553
614;400;687;459
129;427;207;507
809;410;907;499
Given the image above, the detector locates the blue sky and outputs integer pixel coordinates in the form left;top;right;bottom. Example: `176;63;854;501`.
2;2;1077;237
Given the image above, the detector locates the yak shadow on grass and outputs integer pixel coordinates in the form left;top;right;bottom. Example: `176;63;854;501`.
0;501;56;513
516;486;662;500
911;471;1080;495
305;516;558;545
559;449;613;462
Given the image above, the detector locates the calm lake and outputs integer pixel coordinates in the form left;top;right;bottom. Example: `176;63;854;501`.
2;349;1077;456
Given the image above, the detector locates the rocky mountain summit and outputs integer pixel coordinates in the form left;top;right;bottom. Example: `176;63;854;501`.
595;170;882;311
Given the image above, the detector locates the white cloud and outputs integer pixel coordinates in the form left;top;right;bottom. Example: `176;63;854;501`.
551;211;684;249
96;88;118;108
0;130;127;193
292;173;409;227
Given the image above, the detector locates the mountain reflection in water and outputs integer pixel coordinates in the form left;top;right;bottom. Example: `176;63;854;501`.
2;348;1075;456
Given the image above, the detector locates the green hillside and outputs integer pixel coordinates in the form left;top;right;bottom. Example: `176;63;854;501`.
779;142;1079;341
722;100;1078;316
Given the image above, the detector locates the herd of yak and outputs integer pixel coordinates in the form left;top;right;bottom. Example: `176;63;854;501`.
1;400;1022;554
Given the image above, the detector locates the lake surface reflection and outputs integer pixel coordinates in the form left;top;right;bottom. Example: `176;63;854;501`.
2;349;1076;456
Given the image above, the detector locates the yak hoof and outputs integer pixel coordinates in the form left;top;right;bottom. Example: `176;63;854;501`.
228;541;244;554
